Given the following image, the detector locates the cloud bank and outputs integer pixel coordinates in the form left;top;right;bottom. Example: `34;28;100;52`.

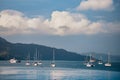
0;10;119;36
77;0;114;11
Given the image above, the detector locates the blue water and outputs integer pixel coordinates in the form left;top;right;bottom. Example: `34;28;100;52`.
0;61;120;80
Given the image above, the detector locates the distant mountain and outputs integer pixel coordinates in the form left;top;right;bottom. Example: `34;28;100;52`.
0;37;85;61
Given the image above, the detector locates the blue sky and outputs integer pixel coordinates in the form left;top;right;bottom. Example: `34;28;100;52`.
0;0;120;55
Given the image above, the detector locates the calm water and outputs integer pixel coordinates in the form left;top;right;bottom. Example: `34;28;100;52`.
0;61;120;80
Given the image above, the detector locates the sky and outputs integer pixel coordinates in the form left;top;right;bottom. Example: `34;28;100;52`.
0;0;120;55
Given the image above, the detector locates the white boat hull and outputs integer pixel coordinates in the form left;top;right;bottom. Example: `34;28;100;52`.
51;63;55;67
9;59;17;63
33;62;38;66
86;62;94;67
98;61;103;65
98;62;103;64
105;63;111;67
38;62;42;65
25;62;30;66
86;64;92;67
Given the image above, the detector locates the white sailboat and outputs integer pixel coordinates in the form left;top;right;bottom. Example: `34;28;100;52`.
98;56;103;65
105;52;111;67
51;48;56;67
33;48;38;66
34;62;38;66
86;54;95;67
25;53;31;66
86;62;94;67
38;61;42;65
37;50;42;65
9;58;17;63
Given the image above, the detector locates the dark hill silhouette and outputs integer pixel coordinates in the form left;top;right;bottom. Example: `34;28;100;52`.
0;37;85;61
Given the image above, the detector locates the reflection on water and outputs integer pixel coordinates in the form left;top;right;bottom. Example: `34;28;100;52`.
0;61;120;80
0;67;120;80
50;69;64;80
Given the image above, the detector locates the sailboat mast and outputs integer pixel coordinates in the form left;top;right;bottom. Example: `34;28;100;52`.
28;52;30;61
90;54;91;61
34;48;37;61
100;56;102;60
37;50;39;60
108;52;110;63
85;55;87;62
53;48;55;62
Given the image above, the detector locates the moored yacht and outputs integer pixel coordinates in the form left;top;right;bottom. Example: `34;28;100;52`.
51;62;55;67
25;52;31;66
105;52;111;67
38;60;42;65
37;51;42;65
105;63;111;66
86;62;94;67
86;54;95;67
33;62;38;66
98;56;103;65
26;62;30;66
33;48;38;66
98;60;103;65
51;48;56;67
9;58;17;63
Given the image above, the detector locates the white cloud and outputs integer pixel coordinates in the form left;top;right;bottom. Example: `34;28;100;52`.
0;10;119;36
0;10;52;35
77;0;114;11
44;11;105;35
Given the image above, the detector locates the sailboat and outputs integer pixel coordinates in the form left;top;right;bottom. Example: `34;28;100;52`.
98;56;103;65
33;48;38;66
86;62;94;67
25;52;31;66
51;48;56;67
105;52;111;67
37;50;42;65
9;58;17;63
86;54;95;67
